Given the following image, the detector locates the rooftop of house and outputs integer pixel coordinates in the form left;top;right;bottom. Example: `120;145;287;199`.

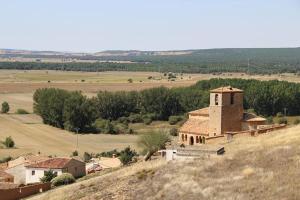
179;118;209;135
210;86;243;93
7;154;49;169
188;107;209;116
0;170;14;179
25;158;73;169
243;113;267;122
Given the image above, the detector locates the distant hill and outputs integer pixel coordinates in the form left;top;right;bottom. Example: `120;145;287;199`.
0;48;300;74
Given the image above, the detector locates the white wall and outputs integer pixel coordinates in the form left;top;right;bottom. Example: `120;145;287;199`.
25;168;63;184
6;164;26;184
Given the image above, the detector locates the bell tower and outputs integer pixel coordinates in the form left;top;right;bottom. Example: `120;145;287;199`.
208;86;244;136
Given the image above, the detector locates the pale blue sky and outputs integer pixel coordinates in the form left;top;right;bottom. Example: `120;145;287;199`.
0;0;299;52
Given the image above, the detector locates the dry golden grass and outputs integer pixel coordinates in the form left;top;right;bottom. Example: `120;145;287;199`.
0;114;138;158
28;125;300;200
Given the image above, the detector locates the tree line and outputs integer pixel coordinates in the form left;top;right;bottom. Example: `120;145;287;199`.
33;78;300;133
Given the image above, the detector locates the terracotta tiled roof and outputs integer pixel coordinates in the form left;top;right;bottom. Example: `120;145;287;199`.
189;107;209;116
0;171;13;179
8;154;49;169
179;118;209;135
243;113;266;122
210;86;243;93
26;158;72;169
0;163;8;171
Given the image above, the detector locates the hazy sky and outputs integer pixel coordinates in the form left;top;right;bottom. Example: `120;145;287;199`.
1;0;299;52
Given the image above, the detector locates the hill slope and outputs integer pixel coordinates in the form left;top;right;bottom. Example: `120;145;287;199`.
28;125;300;200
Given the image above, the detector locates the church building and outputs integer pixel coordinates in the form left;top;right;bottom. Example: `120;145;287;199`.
179;86;266;145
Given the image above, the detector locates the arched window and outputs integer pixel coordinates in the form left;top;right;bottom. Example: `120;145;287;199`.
196;136;199;143
181;134;184;141
185;135;187;141
215;94;219;105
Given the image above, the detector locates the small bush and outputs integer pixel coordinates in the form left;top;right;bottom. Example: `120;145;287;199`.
267;116;273;124
128;114;143;123
143;117;152;125
40;170;57;183
71;150;78;157
83;152;92;162
51;173;75;187
168;115;182;125
117;117;129;124
169;128;178;136
293;118;300;125
278;117;288;124
3;136;15;148
15;109;30;114
97;149;120;158
119;146;137;165
0;156;12;163
128;78;133;83
1;102;9;113
276;112;284;118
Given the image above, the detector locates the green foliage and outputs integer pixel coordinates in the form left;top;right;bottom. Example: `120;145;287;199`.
128;114;143;123
128;78;133;83
143;117;152;125
168;115;182;125
278;117;288;124
1;102;9;113
119;146;137;165
15;108;30;114
0;156;12;163
138;131;170;160
51;173;75;187
83;152;92;162
266;116;274;124
169;128;178;136
71;150;78;157
276;112;284;118
3;136;15;148
40;170;57;183
293;119;300;125
97;149;120;158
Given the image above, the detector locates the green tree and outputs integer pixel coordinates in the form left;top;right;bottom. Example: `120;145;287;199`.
40;170;57;183
3;136;15;148
63;92;97;132
1;102;9;113
138;131;170;161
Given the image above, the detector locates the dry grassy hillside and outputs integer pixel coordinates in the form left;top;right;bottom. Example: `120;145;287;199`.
28;125;300;200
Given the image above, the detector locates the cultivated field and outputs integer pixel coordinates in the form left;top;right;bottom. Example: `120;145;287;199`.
0;114;138;158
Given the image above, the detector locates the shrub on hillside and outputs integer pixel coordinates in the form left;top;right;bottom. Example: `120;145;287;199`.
267;116;274;124
293;119;300;125
97;149;120;158
0;156;12;163
3;136;15;148
15;109;30;114
143;117;152;125
1;102;9;114
71;150;78;157
169;128;178;136
119;146;137;165
168;115;182;125
40;170;57;183
278;117;288;125
83;152;92;162
276;112;284;118
51;173;75;187
128;114;143;123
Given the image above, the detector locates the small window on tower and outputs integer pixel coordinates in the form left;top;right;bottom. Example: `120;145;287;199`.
230;93;234;104
215;94;219;105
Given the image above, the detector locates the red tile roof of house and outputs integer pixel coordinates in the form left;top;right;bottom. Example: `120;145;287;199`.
210;86;243;93
25;158;72;169
188;107;209;116
0;171;14;179
179;118;209;135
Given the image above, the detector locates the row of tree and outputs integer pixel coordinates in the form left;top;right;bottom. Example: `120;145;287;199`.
33;78;300;133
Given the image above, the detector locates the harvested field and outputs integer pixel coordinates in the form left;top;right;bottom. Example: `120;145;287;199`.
0;114;138;158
